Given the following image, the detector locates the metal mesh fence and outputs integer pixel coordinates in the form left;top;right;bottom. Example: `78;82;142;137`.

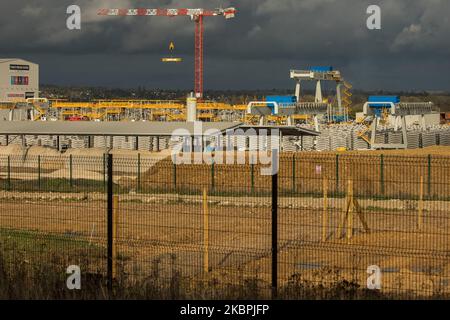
0;155;107;280
0;152;450;299
278;153;450;298
112;154;272;298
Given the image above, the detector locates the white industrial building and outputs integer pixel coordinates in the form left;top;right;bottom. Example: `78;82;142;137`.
0;58;39;102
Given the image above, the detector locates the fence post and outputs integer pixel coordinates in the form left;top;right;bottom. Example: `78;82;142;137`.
173;155;177;190
418;175;424;230
427;154;431;198
137;153;141;193
107;153;114;291
69;154;73;188
211;161;215;192
335;154;339;194
292;154;296;193
7;155;11;191
38;155;41;190
380;154;384;195
271;170;278;299
322;177;328;242
203;188;209;273
251;162;255;193
112;195;118;280
103;153;106;192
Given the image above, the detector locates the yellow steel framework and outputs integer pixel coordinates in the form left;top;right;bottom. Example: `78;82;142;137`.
47;99;249;122
0;98;49;121
243;114;260;125
291;114;309;121
356;107;390;145
1;99;253;123
342;81;352;118
0;102;16;110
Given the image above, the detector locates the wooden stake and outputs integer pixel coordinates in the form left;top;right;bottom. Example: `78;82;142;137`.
337;179;369;240
354;200;370;233
337;184;350;239
322;177;328;242
112;195;119;279
337;206;347;239
347;180;354;241
418;176;424;230
203;188;209;273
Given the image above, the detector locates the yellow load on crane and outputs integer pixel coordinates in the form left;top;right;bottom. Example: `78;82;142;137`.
162;41;182;63
162;57;182;62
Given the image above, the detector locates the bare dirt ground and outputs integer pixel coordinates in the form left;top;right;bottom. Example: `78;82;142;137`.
1;196;449;296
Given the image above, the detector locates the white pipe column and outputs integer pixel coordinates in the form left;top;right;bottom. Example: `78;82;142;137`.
402;116;408;147
259;116;265;126
186;93;197;122
287;116;293;126
394;116;400;131
315;80;323;103
295;81;301;101
370;120;377;149
336;83;342;114
313;115;320;132
421;115;426;130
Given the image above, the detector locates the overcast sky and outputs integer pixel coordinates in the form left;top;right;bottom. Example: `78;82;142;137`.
0;0;449;91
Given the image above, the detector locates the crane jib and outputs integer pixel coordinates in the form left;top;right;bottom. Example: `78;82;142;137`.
97;8;236;17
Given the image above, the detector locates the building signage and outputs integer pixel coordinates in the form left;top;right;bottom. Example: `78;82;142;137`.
10;64;30;71
7;93;25;98
11;76;29;85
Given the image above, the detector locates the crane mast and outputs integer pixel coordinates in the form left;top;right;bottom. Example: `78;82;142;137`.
98;7;236;99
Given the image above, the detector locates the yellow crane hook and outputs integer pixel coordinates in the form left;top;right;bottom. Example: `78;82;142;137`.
162;41;182;63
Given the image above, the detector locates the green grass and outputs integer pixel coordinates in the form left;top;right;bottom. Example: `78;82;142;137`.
0;228;104;258
2;177;450;204
0;178;116;193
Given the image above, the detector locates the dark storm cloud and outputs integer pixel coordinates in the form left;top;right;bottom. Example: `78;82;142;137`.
0;0;449;90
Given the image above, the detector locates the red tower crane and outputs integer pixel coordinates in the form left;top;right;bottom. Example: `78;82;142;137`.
98;7;236;99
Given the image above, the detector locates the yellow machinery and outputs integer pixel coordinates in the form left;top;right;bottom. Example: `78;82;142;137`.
356;106;390;144
44;100;251;122
357;124;371;144
0;98;49;121
0;102;16;110
266;115;287;125
3;98;254;123
51;99;186;121
28;98;48;121
198;113;219;122
342;81;352;119
291;114;309;121
243;114;260;125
